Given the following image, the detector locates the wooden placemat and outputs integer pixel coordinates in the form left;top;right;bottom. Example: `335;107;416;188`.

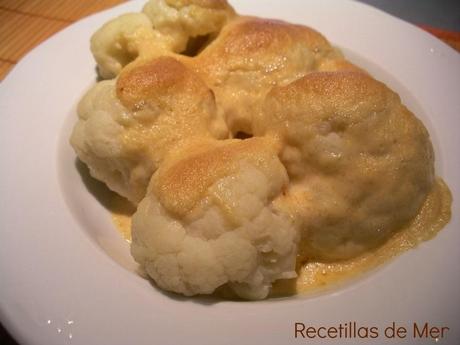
1;0;460;81
0;0;125;80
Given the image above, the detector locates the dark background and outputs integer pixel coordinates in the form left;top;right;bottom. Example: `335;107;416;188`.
360;0;460;31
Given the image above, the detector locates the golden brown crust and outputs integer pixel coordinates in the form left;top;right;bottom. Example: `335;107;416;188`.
263;71;394;117
209;16;328;54
195;16;332;73
116;56;210;110
185;16;347;134
153;137;281;216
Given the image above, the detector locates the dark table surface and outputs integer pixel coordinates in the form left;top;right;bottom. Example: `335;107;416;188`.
359;0;460;31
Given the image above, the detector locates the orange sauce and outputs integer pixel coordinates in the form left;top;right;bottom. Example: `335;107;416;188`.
110;178;452;297
109;194;135;243
272;178;452;296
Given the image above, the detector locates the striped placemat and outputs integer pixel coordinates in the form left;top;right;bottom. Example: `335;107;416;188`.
0;0;125;80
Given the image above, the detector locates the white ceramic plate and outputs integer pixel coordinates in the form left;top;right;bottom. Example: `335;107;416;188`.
1;1;459;344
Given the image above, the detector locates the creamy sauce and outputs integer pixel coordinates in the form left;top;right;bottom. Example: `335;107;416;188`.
110;194;136;243
272;178;452;296
110;178;452;297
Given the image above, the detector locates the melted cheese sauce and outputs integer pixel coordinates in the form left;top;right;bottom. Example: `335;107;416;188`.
272;178;452;296
110;194;136;243
110;178;451;297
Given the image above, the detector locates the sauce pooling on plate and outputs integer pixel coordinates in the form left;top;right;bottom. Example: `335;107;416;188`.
272;179;451;296
110;178;451;297
110;195;135;243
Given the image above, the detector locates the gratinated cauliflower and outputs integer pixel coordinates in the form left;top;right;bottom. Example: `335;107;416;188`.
142;0;236;52
254;71;434;260
194;16;360;134
90;0;235;79
90;13;167;79
70;56;227;204
130;137;298;299
71;0;451;300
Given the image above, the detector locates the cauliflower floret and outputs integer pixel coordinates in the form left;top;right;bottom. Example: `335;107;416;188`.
70;57;228;204
142;0;236;53
90;0;235;79
131;137;298;299
194;17;358;135
90;13;170;79
254;71;434;260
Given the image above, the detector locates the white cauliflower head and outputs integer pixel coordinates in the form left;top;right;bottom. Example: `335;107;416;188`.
142;0;236;53
254;71;434;260
70;57;228;204
194;17;359;135
90;13;169;79
130;137;298;299
90;0;236;79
